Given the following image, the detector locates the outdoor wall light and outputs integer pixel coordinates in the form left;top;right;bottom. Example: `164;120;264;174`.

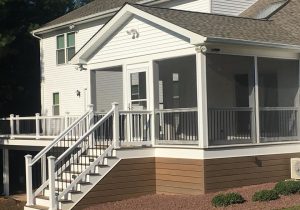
76;64;87;71
76;90;81;97
126;29;139;39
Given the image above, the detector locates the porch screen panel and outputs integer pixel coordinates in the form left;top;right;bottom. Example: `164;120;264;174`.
258;58;299;142
206;54;255;146
156;55;198;143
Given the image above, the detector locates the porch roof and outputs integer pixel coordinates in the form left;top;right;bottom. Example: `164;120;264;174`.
71;1;300;64
132;2;300;47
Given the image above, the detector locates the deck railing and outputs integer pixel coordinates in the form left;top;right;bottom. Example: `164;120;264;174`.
4;114;79;139
155;108;198;145
119;110;152;146
208;107;254;146
260;107;298;142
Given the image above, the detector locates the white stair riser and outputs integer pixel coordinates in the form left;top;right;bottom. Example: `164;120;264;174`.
35;197;49;206
78;156;96;164
87;149;106;156
61;172;80;181
70;164;89;172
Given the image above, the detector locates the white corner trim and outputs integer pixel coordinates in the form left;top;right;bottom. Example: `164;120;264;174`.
70;4;206;65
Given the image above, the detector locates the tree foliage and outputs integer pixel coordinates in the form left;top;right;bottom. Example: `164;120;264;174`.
0;0;91;116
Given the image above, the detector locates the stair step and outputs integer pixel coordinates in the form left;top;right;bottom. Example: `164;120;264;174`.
24;205;48;210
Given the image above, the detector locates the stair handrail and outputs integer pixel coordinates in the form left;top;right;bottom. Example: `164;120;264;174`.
55;107;114;165
30;109;93;166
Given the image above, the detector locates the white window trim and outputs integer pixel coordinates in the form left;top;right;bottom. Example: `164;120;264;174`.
56;32;76;65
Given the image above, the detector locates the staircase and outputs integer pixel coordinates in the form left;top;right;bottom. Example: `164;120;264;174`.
24;103;121;210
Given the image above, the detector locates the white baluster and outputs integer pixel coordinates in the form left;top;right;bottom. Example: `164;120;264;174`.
35;113;40;139
15;115;20;134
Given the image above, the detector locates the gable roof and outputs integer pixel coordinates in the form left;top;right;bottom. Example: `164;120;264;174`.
34;0;169;34
72;1;300;64
133;4;299;46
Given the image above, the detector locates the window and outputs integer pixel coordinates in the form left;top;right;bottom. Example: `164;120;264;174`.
56;32;75;64
53;93;60;116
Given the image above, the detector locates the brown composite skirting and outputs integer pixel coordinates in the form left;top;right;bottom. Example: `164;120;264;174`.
204;153;300;193
73;153;300;208
74;158;156;210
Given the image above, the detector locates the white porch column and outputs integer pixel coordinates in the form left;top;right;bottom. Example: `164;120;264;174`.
196;47;208;148
3;148;9;195
254;56;260;143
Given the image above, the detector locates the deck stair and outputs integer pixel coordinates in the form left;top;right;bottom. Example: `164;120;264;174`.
24;103;121;210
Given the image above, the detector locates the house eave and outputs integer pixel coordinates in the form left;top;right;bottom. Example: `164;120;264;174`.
31;0;173;36
206;37;300;51
70;4;206;65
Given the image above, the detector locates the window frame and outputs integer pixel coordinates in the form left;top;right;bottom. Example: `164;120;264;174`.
56;32;76;65
52;92;60;116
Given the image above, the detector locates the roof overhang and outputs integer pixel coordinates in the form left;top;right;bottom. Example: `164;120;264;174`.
206;37;300;51
32;0;174;35
70;4;206;65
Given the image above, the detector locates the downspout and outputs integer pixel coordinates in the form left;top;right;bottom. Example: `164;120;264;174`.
31;31;45;116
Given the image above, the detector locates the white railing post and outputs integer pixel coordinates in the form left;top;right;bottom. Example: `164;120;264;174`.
35;113;40;139
112;102;120;148
9;114;14;139
41;154;47;183
48;156;57;210
16;115;20;134
25;155;34;206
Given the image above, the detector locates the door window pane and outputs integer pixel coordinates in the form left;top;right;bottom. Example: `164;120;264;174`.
131;72;146;100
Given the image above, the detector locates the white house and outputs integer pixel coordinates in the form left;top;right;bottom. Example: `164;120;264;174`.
1;0;300;209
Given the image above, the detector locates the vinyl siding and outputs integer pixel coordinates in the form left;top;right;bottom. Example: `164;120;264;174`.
41;21;104;116
212;0;257;16
91;67;124;112
161;0;210;13
89;15;193;64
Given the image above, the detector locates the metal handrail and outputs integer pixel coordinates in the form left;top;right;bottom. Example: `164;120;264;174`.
30;110;92;165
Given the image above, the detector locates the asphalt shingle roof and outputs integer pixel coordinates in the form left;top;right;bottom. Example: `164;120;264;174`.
131;2;300;46
42;0;140;28
41;0;300;48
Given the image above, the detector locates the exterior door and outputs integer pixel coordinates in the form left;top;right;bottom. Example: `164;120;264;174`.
126;67;150;141
127;67;149;110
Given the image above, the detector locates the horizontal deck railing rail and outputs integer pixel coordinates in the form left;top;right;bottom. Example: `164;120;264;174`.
7;114;79;139
260;107;298;142
208;107;254;146
155;108;198;145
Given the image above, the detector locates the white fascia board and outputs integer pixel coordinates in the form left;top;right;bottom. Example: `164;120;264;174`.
71;4;206;64
32;0;173;35
207;37;300;51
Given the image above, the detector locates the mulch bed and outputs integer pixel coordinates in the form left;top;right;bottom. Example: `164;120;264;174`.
0;197;25;210
86;183;300;210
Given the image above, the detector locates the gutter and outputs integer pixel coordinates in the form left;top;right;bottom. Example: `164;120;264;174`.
206;37;300;51
32;0;172;35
